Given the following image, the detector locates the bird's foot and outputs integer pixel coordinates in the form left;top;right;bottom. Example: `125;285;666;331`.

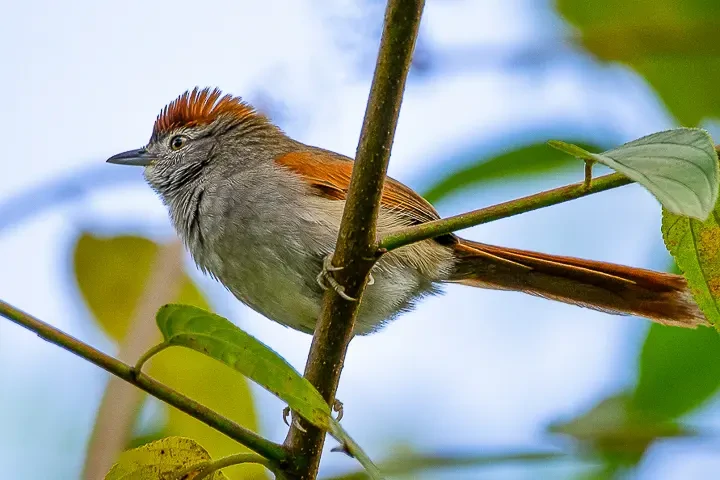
282;406;307;432
283;399;343;428
316;253;357;301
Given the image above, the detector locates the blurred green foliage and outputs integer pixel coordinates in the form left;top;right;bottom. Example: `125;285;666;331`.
635;324;720;418
422;141;603;203
557;0;720;125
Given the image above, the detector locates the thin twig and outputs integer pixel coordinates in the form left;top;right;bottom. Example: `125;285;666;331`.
171;453;272;480
0;299;288;467
283;1;425;478
83;241;184;480
193;453;272;480
378;172;633;252
134;342;171;375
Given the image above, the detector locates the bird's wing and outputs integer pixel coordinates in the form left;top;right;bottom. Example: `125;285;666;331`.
275;150;441;225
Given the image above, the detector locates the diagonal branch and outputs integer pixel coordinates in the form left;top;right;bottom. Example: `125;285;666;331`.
379;172;633;251
283;0;426;478
0;299;288;467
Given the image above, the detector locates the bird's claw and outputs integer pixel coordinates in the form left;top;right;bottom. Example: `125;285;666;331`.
333;399;344;421
282;406;291;427
283;407;308;432
293;418;307;433
316;253;357;302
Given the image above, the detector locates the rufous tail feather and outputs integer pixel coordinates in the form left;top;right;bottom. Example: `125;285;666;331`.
450;239;707;328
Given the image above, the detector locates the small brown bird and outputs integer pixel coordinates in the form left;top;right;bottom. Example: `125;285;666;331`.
107;88;707;334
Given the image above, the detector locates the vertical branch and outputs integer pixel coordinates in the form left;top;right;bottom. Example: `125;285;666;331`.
82;241;184;479
283;1;426;478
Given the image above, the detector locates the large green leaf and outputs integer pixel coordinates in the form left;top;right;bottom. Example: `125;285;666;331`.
155;304;382;479
556;0;720;125
422;141;603;204
73;233;263;479
105;436;227;480
550;128;719;220
633;322;720;418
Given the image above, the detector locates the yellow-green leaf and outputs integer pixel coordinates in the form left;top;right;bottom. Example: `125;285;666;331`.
73;233;207;340
662;206;720;326
105;436;226;479
155;304;383;479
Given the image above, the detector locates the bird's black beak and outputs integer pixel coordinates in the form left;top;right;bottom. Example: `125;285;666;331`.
106;148;154;166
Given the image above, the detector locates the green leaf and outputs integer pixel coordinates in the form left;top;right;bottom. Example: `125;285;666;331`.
633;321;720;418
157;304;329;426
422;141;603;204
662;201;720;325
556;0;720;125
551;129;718;219
105;436;227;479
155;304;382;479
548;394;693;468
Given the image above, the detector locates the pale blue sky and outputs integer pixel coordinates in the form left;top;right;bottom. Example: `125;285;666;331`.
2;0;718;478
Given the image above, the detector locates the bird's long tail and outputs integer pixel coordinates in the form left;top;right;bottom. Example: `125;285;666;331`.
450;239;707;328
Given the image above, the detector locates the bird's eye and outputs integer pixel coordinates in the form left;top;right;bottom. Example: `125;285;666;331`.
170;135;188;151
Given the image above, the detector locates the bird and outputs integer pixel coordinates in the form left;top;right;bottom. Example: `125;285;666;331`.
107;87;707;335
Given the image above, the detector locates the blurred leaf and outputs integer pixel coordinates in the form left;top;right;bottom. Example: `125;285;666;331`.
321;450;566;480
634;322;720;418
155;304;382;479
74;234;207;340
556;0;720;125
548;394;694;467
73;233;264;479
662;199;720;325
550;128;718;220
423;141;603;204
105;436;227;480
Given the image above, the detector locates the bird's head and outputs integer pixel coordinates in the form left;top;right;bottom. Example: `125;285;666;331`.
107;87;274;195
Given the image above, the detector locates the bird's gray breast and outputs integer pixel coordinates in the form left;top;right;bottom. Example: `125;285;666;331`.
174;165;455;335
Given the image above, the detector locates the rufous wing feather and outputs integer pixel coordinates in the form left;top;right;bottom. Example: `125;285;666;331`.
276;150;441;225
